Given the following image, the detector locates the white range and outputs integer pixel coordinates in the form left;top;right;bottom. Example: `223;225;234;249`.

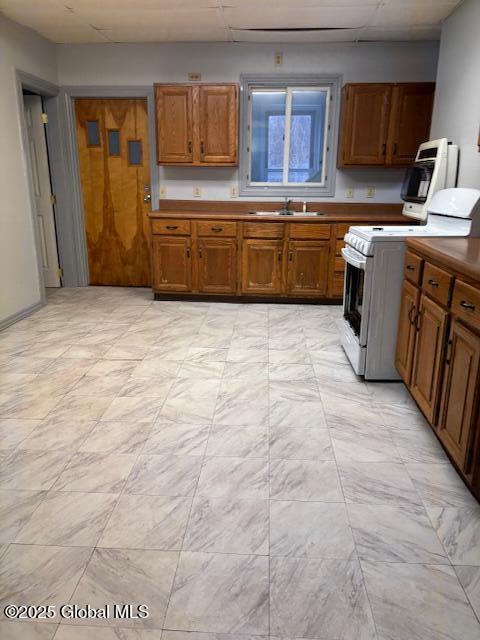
340;188;480;380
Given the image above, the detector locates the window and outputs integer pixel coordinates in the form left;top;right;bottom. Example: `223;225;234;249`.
86;120;100;147
240;76;339;196
128;140;142;165
108;129;120;156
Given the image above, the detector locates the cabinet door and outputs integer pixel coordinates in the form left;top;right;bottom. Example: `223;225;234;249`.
242;239;284;295
387;83;435;166
438;320;480;472
395;280;420;384
287;241;329;296
410;294;448;423
197;238;237;294
155;85;193;163
198;85;238;164
339;84;392;166
152;236;191;291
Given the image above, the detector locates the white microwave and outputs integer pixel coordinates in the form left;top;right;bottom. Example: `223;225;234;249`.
401;138;458;222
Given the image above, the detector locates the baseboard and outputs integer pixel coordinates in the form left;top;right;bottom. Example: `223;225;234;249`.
0;300;44;331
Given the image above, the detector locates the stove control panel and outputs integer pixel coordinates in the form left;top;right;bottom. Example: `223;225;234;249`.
344;232;373;257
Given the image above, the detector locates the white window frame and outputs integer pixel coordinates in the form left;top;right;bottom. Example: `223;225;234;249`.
239;74;341;197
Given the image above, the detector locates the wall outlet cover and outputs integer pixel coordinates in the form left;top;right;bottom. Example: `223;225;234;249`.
274;52;283;66
159;187;167;198
188;72;201;81
230;185;239;198
346;187;354;199
366;186;375;198
193;186;202;198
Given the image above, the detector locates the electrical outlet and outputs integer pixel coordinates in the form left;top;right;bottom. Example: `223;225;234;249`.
366;186;375;198
230;185;238;198
193;186;202;198
274;52;283;66
346;187;354;199
188;72;201;81
159;186;167;198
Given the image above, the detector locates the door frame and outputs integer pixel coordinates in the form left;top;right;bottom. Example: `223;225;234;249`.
59;86;158;286
15;70;62;309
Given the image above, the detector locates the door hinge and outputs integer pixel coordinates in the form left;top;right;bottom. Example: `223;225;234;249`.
57;267;64;278
50;194;57;205
41;112;48;124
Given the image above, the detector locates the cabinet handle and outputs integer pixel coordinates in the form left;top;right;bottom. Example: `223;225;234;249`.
166;225;178;230
415;309;423;331
382;143;386;156
188;140;192;153
199;247;203;258
393;142;398;155
186;247;191;258
460;300;475;311
406;264;416;271
445;338;453;364
288;251;293;262
211;226;223;232
201;140;205;154
408;304;417;325
278;250;282;262
428;279;439;288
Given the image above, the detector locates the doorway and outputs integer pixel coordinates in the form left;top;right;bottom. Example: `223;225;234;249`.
22;92;61;288
75;98;152;286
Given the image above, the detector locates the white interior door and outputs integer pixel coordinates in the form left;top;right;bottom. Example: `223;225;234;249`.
23;94;60;288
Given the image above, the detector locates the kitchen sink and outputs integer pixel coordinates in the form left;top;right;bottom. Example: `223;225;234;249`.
249;211;325;217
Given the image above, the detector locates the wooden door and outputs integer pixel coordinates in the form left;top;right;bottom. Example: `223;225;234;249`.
75;98;151;286
387;83;435;166
287;241;329;296
23;95;60;287
152;236;191;292
242;239;284;295
395;280;421;384
438;320;480;472
339;84;392;166
155;85;193;163
198;85;238;164
197;238;237;293
410;294;448;423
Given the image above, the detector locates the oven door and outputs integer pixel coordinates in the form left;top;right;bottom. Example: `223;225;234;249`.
341;246;373;347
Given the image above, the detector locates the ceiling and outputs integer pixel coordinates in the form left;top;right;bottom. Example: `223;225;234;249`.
0;0;463;44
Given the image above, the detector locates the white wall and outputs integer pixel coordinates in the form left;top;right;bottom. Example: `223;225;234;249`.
431;0;480;188
0;14;58;324
57;40;439;203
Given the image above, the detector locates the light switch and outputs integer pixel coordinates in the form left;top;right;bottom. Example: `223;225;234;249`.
193;186;202;198
159;186;167;198
230;185;238;198
346;188;354;199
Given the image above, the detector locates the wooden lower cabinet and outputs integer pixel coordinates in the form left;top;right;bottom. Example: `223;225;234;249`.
395;279;420;384
152;236;191;291
241;239;284;295
409;294;448;424
438;320;480;473
197;238;237;293
287;241;329;296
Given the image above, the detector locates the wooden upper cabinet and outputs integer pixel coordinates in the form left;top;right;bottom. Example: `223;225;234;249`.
155;85;193;164
438;319;480;473
198;85;238;164
155;83;239;166
387;83;435;166
287;241;330;297
338;82;435;168
409;294;448;424
339;84;392;166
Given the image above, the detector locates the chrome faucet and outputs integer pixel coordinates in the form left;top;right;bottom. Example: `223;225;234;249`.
281;197;292;215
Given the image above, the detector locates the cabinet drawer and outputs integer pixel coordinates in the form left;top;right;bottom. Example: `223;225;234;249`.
422;261;453;306
404;251;423;285
243;222;284;238
151;219;191;235
289;224;331;240
197;221;237;237
336;224;350;239
452;280;480;328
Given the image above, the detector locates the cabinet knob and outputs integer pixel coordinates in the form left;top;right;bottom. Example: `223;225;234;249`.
460;300;475;311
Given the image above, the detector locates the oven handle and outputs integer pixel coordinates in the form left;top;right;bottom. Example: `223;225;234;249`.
341;246;367;271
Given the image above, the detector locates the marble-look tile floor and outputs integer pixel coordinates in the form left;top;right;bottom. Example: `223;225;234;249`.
0;286;479;640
